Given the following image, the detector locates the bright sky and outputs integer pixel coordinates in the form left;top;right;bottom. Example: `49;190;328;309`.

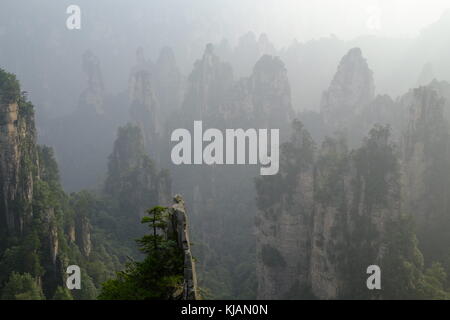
228;0;450;45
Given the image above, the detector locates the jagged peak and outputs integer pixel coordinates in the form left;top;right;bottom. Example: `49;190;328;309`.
346;47;362;57
80;50;105;114
157;46;177;66
252;55;286;76
204;43;215;57
190;43;232;78
192;43;226;71
132;47;154;74
320;47;375;126
336;47;372;76
82;50;103;88
238;31;257;46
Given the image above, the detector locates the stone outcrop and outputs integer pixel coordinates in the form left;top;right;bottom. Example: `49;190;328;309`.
181;43;234;122
75;214;92;257
173;45;294;299
0;68;98;297
256;122;401;299
320;48;375;130
400;83;450;262
0;76;36;235
41;50;127;191
79;50;105;115
105;124;171;220
255;121;315;299
167;195;198;300
249;55;293;130
231;32;277;77
129;48;162;151
154;46;184;118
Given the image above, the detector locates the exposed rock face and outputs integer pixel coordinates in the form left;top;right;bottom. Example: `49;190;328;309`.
255;121;315;299
41;50;128;192
75;214;92;257
154;46;184;118
129;49;162;152
172;45;294;298
182;44;234;121
167;195;198;300
281;36;348;113
180;44;293;129
0;80;36;235
427;80;450;121
105;124;171;220
249;55;293;130
231;32;277;77
400;84;450;262
320;48;375;129
309;137;350;299
80;51;105;115
0;68;99;297
256;122;401;299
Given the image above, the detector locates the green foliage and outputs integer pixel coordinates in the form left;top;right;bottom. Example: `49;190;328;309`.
0;68;20;104
352;125;400;211
38;146;60;187
315;135;349;207
71;271;98;300
1;272;44;300
255;119;315;210
103;124;169;246
0;68;128;301
382;215;449;299
99;206;184;300
52;286;73;300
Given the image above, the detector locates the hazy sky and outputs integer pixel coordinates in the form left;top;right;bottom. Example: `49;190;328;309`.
222;0;450;46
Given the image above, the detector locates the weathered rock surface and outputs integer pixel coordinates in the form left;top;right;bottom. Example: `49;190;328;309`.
167;195;198;300
256;122;401;299
400;83;450;262
129;48;162;151
0;95;36;235
79;50;105;115
320;48;375;130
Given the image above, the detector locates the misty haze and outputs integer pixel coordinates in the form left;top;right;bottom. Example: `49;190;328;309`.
1;0;450;301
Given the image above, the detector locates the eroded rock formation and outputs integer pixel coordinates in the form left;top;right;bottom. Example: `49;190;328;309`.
320;48;375;132
167;195;198;300
256;122;401;299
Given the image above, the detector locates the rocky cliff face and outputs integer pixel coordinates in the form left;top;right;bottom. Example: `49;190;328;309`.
320;48;375;133
224;32;277;78
79;51;105;115
75;214;92;257
400;83;450;263
255;121;315;299
129;49;162;152
129;46;185;160
256;122;401;299
0;68;98;298
172;45;294;298
41;51;128;192
154;47;184;119
105;124;171;223
181;44;234;122
167;195;198;300
0;71;36;236
248;55;293;130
